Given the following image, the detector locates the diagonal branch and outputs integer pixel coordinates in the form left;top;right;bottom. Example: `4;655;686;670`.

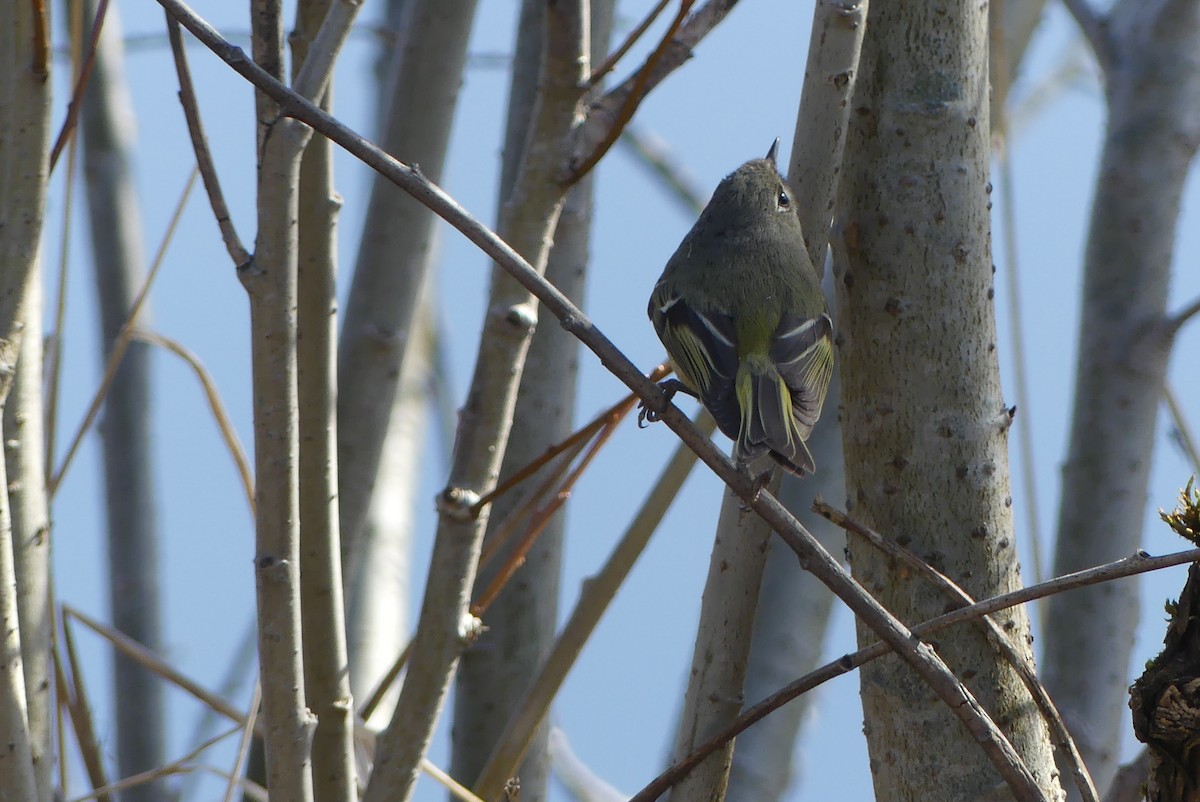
569;0;737;181
164;16;250;267
816;501;1099;802
628;544;1200;802
49;0;109;170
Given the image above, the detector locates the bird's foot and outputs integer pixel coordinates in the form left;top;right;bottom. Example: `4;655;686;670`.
637;379;696;428
735;463;775;511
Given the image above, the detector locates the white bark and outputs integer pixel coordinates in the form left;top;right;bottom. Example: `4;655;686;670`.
361;5;588;799
1044;1;1200;796
452;3;614;799
337;0;479;587
246;2;316;796
7;277;52;801
835;1;1061;799
0;1;50;798
293;1;356;799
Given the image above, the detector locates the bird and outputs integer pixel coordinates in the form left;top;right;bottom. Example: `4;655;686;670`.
643;140;834;475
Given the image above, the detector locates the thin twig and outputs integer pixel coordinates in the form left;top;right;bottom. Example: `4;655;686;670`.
626;544;1200;802
49;0;110;170
569;0;695;180
64;605;250;729
49;168;198;496
585;0;671;87
222;682;261;802
472;363;667;514
815;500;1099;802
57;623;112;801
65;725;242;802
358;641;412;723
164;17;250;266
473;407;627;614
1168;294;1200;333
45;0;88;477
131;329;255;513
477;437;589;570
1165;383;1200;474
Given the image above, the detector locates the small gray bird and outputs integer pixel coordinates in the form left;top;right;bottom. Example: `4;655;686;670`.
644;140;834;475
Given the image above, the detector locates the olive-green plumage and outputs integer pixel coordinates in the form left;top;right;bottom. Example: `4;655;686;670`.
647;142;833;474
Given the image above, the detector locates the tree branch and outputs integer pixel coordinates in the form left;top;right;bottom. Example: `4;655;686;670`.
787;0;869;271
164;16;250;266
569;0;738;181
816;501;1098;802
628;544;1200;802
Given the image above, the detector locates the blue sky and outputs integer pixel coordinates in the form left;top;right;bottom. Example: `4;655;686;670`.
45;1;1200;800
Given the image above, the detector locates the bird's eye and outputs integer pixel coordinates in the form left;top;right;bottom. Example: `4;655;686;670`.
776;187;791;211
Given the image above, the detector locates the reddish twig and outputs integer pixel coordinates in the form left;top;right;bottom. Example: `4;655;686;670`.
584;0;672;88
49;0;110;171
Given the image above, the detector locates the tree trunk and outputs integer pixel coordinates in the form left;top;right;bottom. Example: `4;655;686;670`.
835;2;1061;799
1044;2;1200;795
77;3;166;794
451;3;613;799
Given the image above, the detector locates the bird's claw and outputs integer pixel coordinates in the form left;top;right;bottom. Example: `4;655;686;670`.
636;403;662;428
638;378;693;428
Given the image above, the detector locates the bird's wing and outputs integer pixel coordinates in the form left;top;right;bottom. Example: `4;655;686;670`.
770;312;834;439
648;280;741;438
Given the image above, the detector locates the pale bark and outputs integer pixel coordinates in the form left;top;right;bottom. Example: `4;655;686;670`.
667;483;774;802
7;278;52;801
835;2;1061;799
246;1;313;796
451;3;613;799
337;0;478;587
361;5;588;799
347;293;429;726
345;0;424;734
675;2;864;798
0;1;50;798
292;0;355;799
77;3;166;794
1045;1;1200;796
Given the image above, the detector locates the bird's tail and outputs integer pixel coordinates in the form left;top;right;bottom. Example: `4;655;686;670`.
733;357;816;475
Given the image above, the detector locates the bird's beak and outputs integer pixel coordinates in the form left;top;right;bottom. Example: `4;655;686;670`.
765;138;780;165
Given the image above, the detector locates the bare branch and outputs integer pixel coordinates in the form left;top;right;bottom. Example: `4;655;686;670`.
131;329;254;513
49;0;109;170
570;0;738;181
787;0;869;271
290;0;363;100
816;501;1099;802
49;169;197;496
164;16;250;266
1168;294;1200;332
584;0;670;88
628;544;1200;802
